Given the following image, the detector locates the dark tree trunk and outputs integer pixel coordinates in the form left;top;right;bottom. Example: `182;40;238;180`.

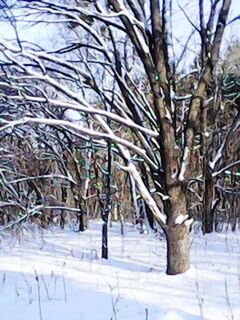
78;209;85;232
145;204;155;230
60;186;68;229
202;167;215;234
101;139;112;259
102;220;108;259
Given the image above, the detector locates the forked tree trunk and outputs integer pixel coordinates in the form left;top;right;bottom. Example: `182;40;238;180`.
164;224;190;275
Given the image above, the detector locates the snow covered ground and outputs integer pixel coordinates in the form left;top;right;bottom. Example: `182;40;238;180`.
0;221;239;320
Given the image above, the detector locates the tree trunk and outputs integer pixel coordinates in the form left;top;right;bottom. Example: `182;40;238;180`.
101;139;112;260
78;210;85;232
60;186;68;229
102;221;108;259
164;224;190;275
202;167;215;234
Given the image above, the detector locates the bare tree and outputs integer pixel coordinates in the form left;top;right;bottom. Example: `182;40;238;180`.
0;0;237;275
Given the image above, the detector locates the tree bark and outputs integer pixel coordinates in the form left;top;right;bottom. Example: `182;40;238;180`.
78;210;85;232
202;167;215;234
102;220;108;259
164;224;190;275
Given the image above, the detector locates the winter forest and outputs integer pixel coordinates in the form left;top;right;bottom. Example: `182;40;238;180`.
0;0;239;319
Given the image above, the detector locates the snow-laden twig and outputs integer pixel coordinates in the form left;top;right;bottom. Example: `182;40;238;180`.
0;117;158;170
34;270;43;320
5;94;158;137
122;162;167;226
210;117;240;170
224;274;235;320
195;267;205;320
212;160;240;177
8;174;76;185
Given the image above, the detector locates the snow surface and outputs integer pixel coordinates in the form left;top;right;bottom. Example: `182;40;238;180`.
0;221;239;320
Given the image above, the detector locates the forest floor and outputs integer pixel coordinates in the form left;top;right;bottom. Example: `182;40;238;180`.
0;221;239;320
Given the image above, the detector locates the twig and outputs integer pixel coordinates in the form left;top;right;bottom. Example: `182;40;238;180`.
224;274;234;320
34;270;43;320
